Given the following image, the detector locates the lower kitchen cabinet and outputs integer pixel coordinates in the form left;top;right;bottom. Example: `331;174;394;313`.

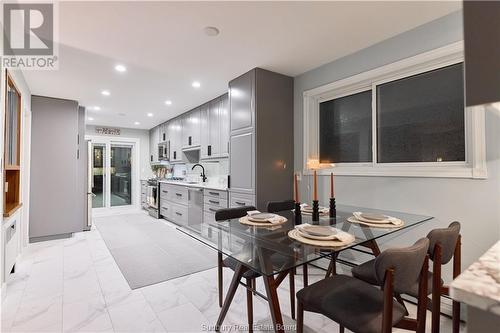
141;180;148;210
229;192;255;208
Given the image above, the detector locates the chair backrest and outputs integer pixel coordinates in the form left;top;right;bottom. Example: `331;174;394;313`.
427;221;461;264
374;238;429;295
266;200;295;213
215;206;256;221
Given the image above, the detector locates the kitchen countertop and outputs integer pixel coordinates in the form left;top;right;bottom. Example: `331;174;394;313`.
158;179;228;191
450;240;500;315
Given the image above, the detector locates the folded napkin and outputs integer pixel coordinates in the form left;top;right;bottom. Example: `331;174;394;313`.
352;212;400;225
296;223;352;242
247;210;283;224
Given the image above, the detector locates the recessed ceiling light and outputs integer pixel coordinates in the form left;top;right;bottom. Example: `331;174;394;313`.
204;26;220;37
101;90;110;96
165;100;172;105
192;81;201;88
134;121;140;125
88;117;94;121
114;64;127;72
147;113;153;117
89;106;101;111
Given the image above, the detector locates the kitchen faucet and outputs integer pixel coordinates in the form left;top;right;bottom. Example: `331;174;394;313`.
192;164;207;183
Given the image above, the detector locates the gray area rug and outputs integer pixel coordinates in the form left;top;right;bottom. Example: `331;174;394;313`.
94;213;216;289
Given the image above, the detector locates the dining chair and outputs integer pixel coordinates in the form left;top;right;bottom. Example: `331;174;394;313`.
296;238;430;333
266;199;297;318
352;221;461;333
266;200;295;213
215;206;262;332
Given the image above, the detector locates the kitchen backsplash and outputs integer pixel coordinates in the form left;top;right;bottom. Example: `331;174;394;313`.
172;159;229;185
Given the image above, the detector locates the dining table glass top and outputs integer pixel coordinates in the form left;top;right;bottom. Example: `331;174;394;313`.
182;204;434;277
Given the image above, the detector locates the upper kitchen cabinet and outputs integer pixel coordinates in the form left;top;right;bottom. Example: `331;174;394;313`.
169;118;183;162
159;122;168;143
230;70;254;134
228;68;293;210
182;108;201;149
200;93;229;160
149;125;160;163
219;93;229;156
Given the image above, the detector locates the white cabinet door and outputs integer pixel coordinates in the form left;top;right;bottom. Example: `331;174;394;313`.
149;126;159;163
190;108;201;147
208;97;220;157
229;131;253;193
169;119;182;162
219;93;229;156
181;113;190;148
200;103;210;159
230;70;254;133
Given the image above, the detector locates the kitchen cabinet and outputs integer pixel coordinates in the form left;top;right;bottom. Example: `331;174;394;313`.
159;122;168;143
182;108;201;148
168;118;183;162
220;94;230;156
141;180;148;210
228;68;293;210
149;125;160;163
200;93;229;160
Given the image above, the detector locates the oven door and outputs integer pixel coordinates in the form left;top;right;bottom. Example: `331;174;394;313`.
147;185;158;209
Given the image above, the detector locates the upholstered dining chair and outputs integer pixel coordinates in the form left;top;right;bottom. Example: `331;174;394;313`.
266;200;295;214
297;238;430;333
266;199;297;317
352;221;461;333
214;206;258;331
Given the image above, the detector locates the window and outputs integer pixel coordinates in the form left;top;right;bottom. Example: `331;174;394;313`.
377;63;465;163
319;90;372;163
303;42;487;178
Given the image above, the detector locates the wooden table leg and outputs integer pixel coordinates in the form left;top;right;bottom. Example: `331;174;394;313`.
325;252;339;278
216;263;247;332
262;274;285;333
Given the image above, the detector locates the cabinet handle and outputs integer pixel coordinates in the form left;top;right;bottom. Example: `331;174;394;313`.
162;190;168;194
209;200;219;204
208;191;219;196
188;136;192;146
173;151;177;159
175;212;183;216
209;208;218;213
208;145;211;156
176;193;182;197
235;201;246;206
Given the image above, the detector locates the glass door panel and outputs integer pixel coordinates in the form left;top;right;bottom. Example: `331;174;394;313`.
110;144;132;207
92;143;106;208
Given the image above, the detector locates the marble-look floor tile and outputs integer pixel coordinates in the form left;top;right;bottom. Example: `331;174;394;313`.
107;298;165;333
140;281;190;313
62;293;113;333
156;302;208;333
10;295;62;332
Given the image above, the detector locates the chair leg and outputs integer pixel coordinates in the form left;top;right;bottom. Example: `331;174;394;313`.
339;325;345;333
218;252;223;307
289;268;295;319
452;301;460;333
297;301;303;333
395;294;409;316
432;245;442;333
303;264;308;287
246;278;253;333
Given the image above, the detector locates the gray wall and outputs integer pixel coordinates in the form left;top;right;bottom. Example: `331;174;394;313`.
294;10;500;280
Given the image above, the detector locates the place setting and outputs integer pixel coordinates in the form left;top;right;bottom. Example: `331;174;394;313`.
239;210;288;227
347;211;405;228
288;223;355;248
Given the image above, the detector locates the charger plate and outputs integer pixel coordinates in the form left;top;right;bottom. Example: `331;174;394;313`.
347;216;404;229
288;229;355;248
239;215;287;227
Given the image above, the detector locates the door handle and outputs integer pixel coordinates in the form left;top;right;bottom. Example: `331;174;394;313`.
235;201;245;206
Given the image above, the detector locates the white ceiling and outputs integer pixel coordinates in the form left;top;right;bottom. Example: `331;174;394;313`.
22;1;462;130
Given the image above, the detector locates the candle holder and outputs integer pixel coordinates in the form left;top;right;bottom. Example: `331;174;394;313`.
294;202;302;225
329;197;336;218
312;200;320;221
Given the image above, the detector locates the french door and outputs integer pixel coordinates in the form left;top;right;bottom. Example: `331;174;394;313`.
87;136;138;213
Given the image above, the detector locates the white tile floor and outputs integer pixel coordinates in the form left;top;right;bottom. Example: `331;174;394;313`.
1;214;465;333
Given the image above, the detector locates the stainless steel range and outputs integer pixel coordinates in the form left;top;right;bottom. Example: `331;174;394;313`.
146;179;160;218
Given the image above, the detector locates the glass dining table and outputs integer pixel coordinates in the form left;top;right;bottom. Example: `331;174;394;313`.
181;204;434;333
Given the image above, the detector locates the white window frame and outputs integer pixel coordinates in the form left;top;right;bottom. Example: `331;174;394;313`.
303;41;487;179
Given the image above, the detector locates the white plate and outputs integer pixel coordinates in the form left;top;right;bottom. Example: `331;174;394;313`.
301;225;336;237
297;229;336;241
